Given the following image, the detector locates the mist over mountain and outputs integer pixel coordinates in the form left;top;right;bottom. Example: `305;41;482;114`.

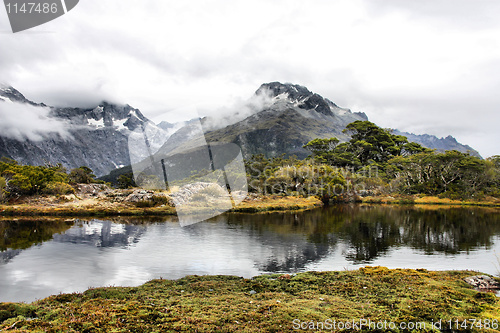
0;86;168;176
198;82;369;159
193;82;481;159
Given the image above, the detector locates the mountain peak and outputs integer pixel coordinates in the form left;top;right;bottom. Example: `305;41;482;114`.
255;82;368;120
256;82;313;100
0;85;44;106
0;82;11;91
256;82;334;116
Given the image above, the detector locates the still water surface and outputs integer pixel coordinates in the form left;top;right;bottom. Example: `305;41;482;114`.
1;205;500;302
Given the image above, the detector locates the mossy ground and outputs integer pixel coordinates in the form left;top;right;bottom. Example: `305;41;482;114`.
1;268;498;332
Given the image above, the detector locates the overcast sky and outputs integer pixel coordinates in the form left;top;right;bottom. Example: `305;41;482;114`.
1;0;500;157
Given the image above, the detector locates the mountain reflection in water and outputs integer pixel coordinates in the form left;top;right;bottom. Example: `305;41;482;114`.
1;205;500;302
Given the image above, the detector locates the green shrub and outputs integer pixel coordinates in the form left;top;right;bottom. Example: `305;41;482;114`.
0;303;37;322
117;173;136;189
397;196;415;205
0;160;70;196
0;176;6;203
68;166;96;184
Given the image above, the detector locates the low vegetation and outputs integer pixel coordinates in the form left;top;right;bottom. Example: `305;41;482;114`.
0;267;498;332
0;158;104;203
1;120;500;213
247;121;500;204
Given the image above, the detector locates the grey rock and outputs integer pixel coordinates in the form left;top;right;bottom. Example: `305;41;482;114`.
124;189;156;202
76;183;111;197
464;275;500;289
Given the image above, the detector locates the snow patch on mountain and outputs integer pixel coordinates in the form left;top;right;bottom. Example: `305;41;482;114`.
88;118;105;128
113;117;129;131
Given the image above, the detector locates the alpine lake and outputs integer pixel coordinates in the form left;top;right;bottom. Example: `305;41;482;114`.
1;204;500;303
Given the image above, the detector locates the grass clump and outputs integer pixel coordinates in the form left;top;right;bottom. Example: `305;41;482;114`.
232;195;322;213
133;194;171;208
42;182;75;196
1;268;499;332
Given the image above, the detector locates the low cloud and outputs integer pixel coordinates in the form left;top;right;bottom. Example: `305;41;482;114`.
0;101;71;141
201;88;275;130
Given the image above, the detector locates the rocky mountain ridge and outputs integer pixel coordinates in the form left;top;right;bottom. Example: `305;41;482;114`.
196;82;481;159
0;83;481;180
0;86;167;176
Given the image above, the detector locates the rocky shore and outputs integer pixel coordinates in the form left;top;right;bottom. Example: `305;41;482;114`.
0;183;323;217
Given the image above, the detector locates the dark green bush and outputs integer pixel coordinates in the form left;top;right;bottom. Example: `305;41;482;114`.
0;303;37;322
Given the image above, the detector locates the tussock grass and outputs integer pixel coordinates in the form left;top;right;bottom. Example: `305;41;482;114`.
232;195;322;213
0;204;177;217
361;195;500;208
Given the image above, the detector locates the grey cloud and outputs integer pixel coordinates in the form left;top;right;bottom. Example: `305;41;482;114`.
202;88;276;130
363;0;500;29
0;101;71;141
1;0;499;158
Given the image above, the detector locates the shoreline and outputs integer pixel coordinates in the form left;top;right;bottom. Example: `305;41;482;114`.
1;193;500;217
359;194;500;208
0;195;324;217
1;267;499;332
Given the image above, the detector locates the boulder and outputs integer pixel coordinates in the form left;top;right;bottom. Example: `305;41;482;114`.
124;190;155;203
76;183;111;197
464;275;500;290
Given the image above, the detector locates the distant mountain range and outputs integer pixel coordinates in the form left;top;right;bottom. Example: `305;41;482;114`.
0;82;481;178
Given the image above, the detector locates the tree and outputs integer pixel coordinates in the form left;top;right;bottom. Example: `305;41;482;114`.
303;138;339;159
387;150;492;198
343;121;408;164
69;166;96;184
304;121;428;169
0;177;7;203
486;156;500;189
401;142;433;156
117;173;136;189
